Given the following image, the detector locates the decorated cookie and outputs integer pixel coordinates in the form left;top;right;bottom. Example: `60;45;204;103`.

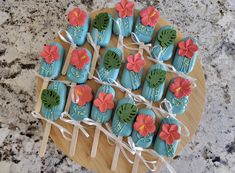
41;82;67;121
142;64;167;102
98;48;122;82
39;42;65;79
67;7;90;45
120;53;145;90
165;77;192;115
131;108;157;148
134;6;160;43
112;97;138;136
154;117;181;157
173;37;199;74
151;26;177;61
113;0;135;37
91;85;115;123
66;48;92;84
69;85;93;121
91;12;113;47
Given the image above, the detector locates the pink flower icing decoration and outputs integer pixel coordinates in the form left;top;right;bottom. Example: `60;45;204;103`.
159;124;180;145
68;8;87;27
115;0;134;18
140;6;160;27
73;85;93;107
70;48;90;70
126;53;145;73
40;45;60;64
134;114;156;137
178;38;198;59
94;92;114;112
169;77;192;99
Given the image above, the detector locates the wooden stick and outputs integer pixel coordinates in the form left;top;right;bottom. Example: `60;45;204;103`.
39;122;51;157
89;46;100;79
131;151;141;173
35;80;49;113
111;136;122;171
61;46;74;75
154;159;163;173
69;125;79;157
91;126;101;158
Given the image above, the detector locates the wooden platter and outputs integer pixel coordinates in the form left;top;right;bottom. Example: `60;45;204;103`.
36;8;206;173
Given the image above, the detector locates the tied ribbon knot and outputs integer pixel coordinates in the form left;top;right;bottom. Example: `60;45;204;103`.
87;32;100;58
58;30;76;48
60;112;90;138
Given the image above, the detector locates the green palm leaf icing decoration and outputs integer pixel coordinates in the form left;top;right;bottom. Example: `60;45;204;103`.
93;13;110;32
146;69;166;88
117;103;138;123
104;50;121;71
41;89;60;109
157;29;177;47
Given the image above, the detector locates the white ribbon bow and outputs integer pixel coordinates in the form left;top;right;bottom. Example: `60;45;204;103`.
31;111;72;141
58;29;76;47
60;112;90;138
87;32;100;58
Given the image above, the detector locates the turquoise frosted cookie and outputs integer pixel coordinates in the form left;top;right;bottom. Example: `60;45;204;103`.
133;6;160;43
173;37;199;74
91;85;115;123
69;85;93;121
151;26;177;61
39;42;65;79
165;77;192;115
131;108;157;148
91;13;113;47
154;117;181;157
66;48;92;84
120;53;145;90
41;82;67;121
112;97;138;136
113;0;135;37
142;64;167;102
98;48;122;83
67;7;90;46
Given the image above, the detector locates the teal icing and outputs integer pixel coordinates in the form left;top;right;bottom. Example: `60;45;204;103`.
151;26;175;61
69;102;91;121
39;42;65;79
131;108;157;148
67;16;90;46
112;97;137;136
91;85;115;123
142;64;166;102
98;48;122;83
120;64;143;90
41;82;67;121
173;37;199;74
113;11;134;37
91;14;113;47
66;48;92;84
133;15;155;43
165;79;189;115
154;117;181;157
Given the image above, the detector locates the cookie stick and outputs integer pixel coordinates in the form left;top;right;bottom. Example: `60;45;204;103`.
111;94;138;171
90;85;116;158
39;82;67;157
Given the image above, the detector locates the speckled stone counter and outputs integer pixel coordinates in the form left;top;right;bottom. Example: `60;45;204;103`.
0;0;234;173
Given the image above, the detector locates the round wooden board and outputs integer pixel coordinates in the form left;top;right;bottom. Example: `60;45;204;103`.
36;8;206;173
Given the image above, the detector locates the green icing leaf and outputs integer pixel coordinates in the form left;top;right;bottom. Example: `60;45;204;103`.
103;50;121;71
92;13;110;32
157;29;177;47
117;103;138;123
41;89;60;109
146;69;166;88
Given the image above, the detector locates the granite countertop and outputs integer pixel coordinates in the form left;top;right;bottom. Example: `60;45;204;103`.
0;0;235;173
